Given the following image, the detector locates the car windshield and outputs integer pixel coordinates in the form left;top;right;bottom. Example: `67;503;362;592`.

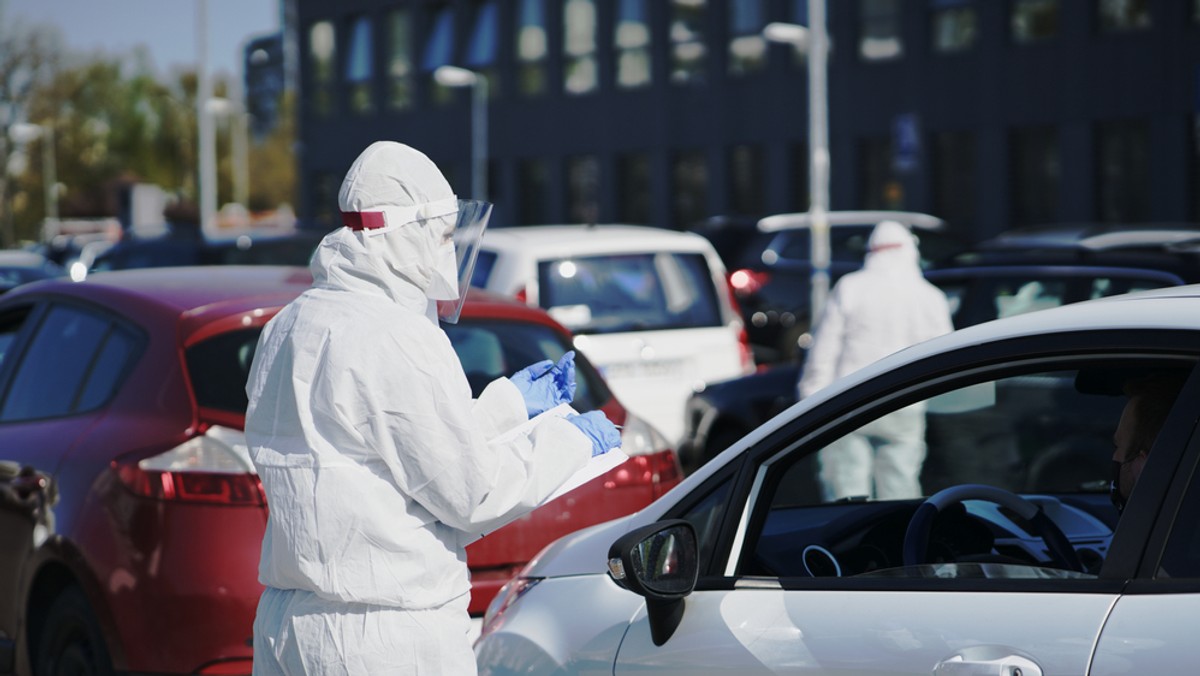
443;318;610;410
185;318;612;416
743;226;961;269
537;253;722;334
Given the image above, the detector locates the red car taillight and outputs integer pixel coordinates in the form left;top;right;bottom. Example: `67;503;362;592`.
724;275;758;375
617;413;683;497
114;427;264;506
728;268;770;296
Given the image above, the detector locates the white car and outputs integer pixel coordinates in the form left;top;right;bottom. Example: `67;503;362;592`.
473;225;755;444
476;284;1200;674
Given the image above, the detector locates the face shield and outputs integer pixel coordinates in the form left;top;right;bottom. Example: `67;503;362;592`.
436;199;492;324
340;198;492;323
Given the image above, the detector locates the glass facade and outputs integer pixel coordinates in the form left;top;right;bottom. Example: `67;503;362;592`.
518;158;551;224
615;0;652;88
670;0;708;84
307;21;336;117
931;0;977;53
567;155;601;222
564;0;598;94
618;152;653;224
729;145;764;216
345;16;375;114
1011;0;1059;42
673;150;708;229
1097;0;1151;31
860;0;904;61
466;1;500;98
728;0;767;76
932;131;975;230
387;9;414;110
517;0;549;95
1010;126;1060;226
1095;119;1149;223
422;5;456;105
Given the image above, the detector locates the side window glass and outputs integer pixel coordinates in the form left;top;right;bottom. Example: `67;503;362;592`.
0;306;111;422
679;476;734;571
0;308;33;371
74;327;138;411
744;362;1193;581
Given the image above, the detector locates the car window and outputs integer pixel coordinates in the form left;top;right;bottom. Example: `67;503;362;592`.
0;305;137;422
471;250;498;289
737;359;1195;582
774;227;873;265
537;253;722;334
0;308;32;371
677;475;736;572
1089;276;1175;300
186;328;263;413
443;318;610;411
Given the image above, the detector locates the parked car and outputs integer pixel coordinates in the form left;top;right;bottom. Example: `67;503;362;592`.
678;224;1200;473
723;211;964;364
472;224;755;446
475;283;1200;675
80;226;327;277
0;250;66;294
0;266;679;675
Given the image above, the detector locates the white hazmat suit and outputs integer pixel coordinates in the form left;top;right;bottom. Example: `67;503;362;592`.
245;142;593;674
797;220;954;500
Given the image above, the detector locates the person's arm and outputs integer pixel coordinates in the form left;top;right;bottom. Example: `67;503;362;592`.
798;284;848;400
312;329;591;538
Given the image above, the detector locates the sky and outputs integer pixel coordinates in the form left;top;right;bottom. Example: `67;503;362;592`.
7;0;279;78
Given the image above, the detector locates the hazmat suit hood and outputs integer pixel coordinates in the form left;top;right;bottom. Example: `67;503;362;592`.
311;141;459;321
863;219;921;271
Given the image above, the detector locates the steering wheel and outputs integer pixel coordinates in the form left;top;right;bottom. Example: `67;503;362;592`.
902;484;1084;572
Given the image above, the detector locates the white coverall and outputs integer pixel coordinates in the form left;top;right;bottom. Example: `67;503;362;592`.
245;142;592;674
797;220;954;501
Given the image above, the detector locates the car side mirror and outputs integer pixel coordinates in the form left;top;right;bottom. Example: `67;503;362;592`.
606;519;698;646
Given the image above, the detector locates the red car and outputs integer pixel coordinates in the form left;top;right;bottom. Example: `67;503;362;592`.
0;266;681;675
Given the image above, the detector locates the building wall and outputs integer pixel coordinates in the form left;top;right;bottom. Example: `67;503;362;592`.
294;0;1200;243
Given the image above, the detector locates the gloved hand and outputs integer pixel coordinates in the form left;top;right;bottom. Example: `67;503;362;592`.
511;351;576;418
566;411;621;457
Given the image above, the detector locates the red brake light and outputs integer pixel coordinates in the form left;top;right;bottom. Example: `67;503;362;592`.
113;428;264;506
737;325;755;375
514;285;528;304
728;268;770;296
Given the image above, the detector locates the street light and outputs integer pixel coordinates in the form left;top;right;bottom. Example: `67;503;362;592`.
764;4;831;324
9;121;58;238
434;65;488;201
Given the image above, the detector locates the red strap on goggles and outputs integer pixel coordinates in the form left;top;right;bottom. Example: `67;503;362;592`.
340;211;387;231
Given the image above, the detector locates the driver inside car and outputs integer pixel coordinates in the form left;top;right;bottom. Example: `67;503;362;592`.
1111;371;1188;514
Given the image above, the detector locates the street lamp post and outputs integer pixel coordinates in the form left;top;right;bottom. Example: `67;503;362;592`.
206;97;251;213
764;0;831;324
9;121;58;241
433;65;488;201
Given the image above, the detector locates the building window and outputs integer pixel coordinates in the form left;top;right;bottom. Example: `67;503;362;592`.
672;150;708;229
615;0;652;88
387;10;414;110
422;5;456;105
466;1;500;99
1012;0;1059;42
1194;116;1200;221
518;158;550;224
931;0;977;53
1098;0;1151;31
783;0;811;68
618;152;652;224
567;155;601;223
791;143;810;211
564;0;598;95
859;137;901;209
345;16;374;115
859;0;903;61
729;0;767;76
1096;119;1149;223
307;21;336;117
1010;126;1060;226
932;131;975;231
729;145;764;216
670;0;708;85
517;0;549;96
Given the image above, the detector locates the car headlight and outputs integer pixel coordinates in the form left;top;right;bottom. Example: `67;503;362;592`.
478;575;542;640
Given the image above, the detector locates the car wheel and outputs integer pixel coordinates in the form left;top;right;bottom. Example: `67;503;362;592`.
34;586;113;676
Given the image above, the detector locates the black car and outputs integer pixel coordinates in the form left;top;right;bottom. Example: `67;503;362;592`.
720;211;963;364
85;226;327;274
678;255;1191;474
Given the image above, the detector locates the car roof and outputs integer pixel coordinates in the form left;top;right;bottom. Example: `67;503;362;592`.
757;210;946;233
978;222;1200;252
0;250;57;268
481;224;717;255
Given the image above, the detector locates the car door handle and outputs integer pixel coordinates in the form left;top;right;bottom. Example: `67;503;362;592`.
933;653;1043;676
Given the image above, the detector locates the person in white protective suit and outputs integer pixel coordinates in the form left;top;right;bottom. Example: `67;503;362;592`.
244;141;620;674
797;219;954;501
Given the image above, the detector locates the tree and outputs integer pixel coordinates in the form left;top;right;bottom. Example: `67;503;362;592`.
0;0;61;247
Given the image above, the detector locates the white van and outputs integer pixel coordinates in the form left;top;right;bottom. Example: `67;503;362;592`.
472;225;755;444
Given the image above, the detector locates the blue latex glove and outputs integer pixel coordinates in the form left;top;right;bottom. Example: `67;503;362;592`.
511;351;577;418
566;411;621;457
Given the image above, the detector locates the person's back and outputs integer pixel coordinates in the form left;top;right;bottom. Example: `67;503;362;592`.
798;220;954;500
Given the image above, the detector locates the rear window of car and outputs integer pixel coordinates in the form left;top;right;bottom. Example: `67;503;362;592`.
536;252;722;334
748;226;961;269
471;250;498;289
443;319;611;410
186;329;261;413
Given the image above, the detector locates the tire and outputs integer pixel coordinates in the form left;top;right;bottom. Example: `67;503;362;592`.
34;586;113;676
